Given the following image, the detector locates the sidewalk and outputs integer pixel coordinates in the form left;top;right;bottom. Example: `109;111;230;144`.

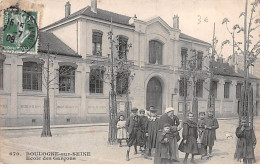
0;123;109;130
1;116;259;131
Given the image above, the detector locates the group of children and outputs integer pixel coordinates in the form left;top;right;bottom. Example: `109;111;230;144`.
116;106;256;164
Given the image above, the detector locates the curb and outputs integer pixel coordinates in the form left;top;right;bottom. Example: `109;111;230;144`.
0;123;109;130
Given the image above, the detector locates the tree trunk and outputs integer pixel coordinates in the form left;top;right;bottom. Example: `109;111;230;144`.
41;97;52;137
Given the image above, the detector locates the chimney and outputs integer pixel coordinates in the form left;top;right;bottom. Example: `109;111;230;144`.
65;1;71;17
91;0;97;13
173;15;179;29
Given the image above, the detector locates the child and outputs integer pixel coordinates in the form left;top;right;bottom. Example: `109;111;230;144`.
179;112;199;164
125;107;142;161
117;115;127;147
203;110;219;157
158;123;174;164
197;112;206;158
145;106;158;157
234;118;256;164
138;109;148;152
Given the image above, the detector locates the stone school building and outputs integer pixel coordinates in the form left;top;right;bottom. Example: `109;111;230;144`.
0;0;259;126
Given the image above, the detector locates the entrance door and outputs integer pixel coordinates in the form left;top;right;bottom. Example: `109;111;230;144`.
146;77;162;114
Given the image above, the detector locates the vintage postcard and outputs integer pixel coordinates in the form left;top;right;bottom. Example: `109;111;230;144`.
0;0;259;164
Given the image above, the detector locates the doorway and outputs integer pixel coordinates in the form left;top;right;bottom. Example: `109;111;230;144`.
146;77;163;114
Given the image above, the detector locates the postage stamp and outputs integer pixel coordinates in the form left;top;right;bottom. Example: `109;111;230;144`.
2;8;38;54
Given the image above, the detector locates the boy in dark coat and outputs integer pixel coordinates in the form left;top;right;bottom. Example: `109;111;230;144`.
138;109;148;153
125;107;142;161
234;118;256;164
145;106;158;157
179;112;199;164
202;110;219;156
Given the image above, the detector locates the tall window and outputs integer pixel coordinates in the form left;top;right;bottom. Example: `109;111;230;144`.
59;65;76;93
197;52;203;70
211;80;218;98
149;40;163;65
89;69;104;93
0;60;3;89
116;72;129;95
92;31;102;56
118;36;128;59
181;48;187;69
224;82;230;99
179;78;187;97
236;83;242;99
23;62;42;91
257;83;260;98
196;79;203;97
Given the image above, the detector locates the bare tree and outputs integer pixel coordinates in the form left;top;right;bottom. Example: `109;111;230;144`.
86;21;134;144
41;43;77;137
222;0;260;126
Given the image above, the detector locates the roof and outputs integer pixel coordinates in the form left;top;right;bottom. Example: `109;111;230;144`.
212;60;259;79
179;33;211;46
42;6;134;30
38;31;79;57
0;27;79;57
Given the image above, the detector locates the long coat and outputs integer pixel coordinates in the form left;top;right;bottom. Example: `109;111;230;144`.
234;126;256;161
202;117;219;147
146;117;158;149
179;120;199;154
154;114;180;164
157;132;179;161
139;116;148;146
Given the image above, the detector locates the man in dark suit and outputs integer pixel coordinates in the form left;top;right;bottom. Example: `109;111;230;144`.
125;107;142;161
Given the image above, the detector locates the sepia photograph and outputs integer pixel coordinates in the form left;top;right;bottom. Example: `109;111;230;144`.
0;0;259;164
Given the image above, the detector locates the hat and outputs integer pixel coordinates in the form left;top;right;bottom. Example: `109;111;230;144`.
149;106;157;113
139;109;145;113
163;123;171;128
165;107;174;113
199;112;205;115
131;107;138;112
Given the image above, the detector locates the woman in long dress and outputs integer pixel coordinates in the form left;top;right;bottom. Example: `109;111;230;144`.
154;107;180;164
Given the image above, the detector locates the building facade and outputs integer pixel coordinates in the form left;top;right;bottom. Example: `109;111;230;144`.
0;0;259;127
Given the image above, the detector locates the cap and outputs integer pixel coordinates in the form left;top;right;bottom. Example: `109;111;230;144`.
149;106;157;113
131;107;138;112
199;111;205;115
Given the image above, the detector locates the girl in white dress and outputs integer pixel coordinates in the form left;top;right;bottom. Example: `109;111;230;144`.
117;115;127;147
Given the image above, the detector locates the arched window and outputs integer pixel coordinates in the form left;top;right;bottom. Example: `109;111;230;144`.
89;68;104;93
92;31;103;56
59;65;76;93
23;62;42;91
149;40;163;65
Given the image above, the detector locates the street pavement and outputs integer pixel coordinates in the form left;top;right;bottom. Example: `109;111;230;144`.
0;117;259;164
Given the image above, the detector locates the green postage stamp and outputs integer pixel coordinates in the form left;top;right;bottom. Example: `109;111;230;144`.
2;9;38;54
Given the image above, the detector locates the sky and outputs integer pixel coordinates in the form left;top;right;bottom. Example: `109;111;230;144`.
0;0;259;59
